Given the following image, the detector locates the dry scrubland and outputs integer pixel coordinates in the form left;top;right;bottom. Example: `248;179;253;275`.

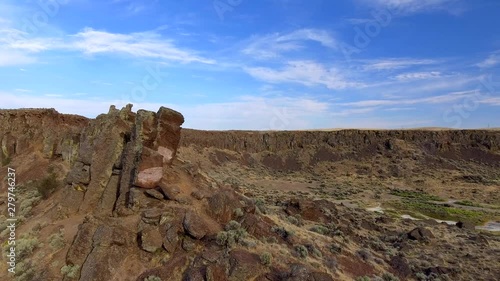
0;106;498;281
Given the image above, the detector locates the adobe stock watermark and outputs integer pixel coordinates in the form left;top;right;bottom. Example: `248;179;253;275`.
213;0;243;21
120;63;168;105
340;6;398;63
5;0;68;44
5;168;17;275
268;107;291;131
443;75;500;128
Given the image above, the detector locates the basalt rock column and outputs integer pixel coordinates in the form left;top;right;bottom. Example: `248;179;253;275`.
62;105;184;216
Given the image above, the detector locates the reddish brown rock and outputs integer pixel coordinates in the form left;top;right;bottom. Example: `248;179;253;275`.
159;181;181;200
140;226;163;253
228;250;264;281
183;212;208;240
135;167;163;189
207;189;244;224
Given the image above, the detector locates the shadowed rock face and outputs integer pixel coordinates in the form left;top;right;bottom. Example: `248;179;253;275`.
180;129;500;170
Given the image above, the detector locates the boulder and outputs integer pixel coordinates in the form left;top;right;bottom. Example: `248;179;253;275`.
408;227;435;241
183;212;208;240
154;107;185;165
159;182;181;200
145;189;165;200
456;221;475;230
390;255;412;277
140;226;163;253
142;209;163;225
135;167;163;189
207;189;243;224
228;250;264;281
163;224;180;253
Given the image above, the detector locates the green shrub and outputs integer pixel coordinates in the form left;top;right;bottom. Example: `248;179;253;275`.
36;172;60;199
265;236;278;244
234;208;244;217
255;199;267;214
260;252;272;266
310;225;330;235
217;221;248;248
271;226;294;240
1;156;11;166
61;264;80;279
415;272;427;281
329;243;342;254
287;216;300;226
356;277;371;281
295;245;308;258
14;261;35;281
15;237;39;259
144;276;162;281
381;273;400;281
390;189;443;201
225;220;241;231
216;231;231;246
19;190;42;218
311;246;322;258
49;230;66;249
356;248;372;261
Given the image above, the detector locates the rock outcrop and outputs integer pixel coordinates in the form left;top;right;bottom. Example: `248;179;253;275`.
180;129;500;154
58;105;184;216
2;106;499;281
0;108;88;166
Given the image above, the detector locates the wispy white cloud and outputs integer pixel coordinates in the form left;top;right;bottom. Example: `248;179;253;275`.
362;58;437;71
479;97;500;106
112;0;158;15
0;27;215;66
242;29;337;60
68;28;215;64
245;60;362;90
338;90;480;107
0;49;37;66
384;107;417;111
477;52;500;68
358;0;465;15
14;89;32;93
331;107;377;117
392;71;442;81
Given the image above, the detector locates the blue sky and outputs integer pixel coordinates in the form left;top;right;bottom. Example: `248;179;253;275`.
1;0;499;129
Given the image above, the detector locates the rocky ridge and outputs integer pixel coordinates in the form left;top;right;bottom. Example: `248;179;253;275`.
0;107;499;281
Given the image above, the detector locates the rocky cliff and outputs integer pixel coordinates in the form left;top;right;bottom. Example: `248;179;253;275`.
1;105;185;216
180;129;500;172
0;108;88;166
180;129;500;153
1;107;499;281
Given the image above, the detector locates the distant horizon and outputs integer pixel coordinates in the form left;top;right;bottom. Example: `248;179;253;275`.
1;0;499;130
1;105;499;131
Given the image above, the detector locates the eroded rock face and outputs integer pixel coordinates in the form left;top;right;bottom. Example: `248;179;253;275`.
0;109;88;166
61;104;184;215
